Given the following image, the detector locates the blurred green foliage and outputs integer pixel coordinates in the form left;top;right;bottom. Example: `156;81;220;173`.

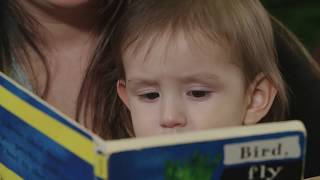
262;0;320;51
164;152;221;180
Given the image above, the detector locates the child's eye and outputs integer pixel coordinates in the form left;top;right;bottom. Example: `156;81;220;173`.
139;92;160;101
187;90;211;98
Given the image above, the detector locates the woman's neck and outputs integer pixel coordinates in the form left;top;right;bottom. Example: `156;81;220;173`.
19;1;100;122
20;1;99;50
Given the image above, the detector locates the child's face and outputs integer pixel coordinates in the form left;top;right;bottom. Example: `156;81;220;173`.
118;32;251;137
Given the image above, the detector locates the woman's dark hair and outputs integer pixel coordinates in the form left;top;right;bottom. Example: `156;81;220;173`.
77;1;133;139
0;0;49;97
272;16;320;178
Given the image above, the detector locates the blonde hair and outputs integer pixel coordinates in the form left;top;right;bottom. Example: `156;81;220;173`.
110;0;288;137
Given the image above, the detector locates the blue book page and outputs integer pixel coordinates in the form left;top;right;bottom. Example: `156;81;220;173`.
0;73;103;180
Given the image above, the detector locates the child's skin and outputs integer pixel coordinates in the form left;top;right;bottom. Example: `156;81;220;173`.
117;31;277;137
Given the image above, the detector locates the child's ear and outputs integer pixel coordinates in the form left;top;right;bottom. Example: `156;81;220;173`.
117;80;130;109
243;74;277;125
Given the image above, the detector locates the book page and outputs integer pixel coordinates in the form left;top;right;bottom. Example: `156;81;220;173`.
0;72;106;180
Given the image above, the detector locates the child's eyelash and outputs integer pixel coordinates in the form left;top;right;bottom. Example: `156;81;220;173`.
186;90;212;98
138;92;160;100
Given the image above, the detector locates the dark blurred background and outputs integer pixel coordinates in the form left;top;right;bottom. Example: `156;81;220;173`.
262;0;320;61
262;1;320;178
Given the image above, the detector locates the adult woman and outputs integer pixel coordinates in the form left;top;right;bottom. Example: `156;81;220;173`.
0;0;128;137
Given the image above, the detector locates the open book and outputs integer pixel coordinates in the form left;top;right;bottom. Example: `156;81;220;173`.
0;72;306;180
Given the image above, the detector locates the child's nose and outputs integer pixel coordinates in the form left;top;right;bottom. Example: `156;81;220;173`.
160;101;187;129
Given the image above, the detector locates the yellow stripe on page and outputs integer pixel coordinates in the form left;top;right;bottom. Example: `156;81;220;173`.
0;163;23;180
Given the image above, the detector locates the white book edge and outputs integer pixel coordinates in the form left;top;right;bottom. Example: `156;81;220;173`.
100;120;306;154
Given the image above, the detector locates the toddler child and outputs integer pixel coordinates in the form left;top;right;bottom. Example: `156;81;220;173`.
113;0;287;137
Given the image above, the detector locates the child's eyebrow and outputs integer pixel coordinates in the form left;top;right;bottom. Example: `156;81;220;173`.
126;73;222;86
180;73;221;84
126;79;158;87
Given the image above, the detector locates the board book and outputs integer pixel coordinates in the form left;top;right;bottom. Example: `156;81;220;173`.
0;72;306;180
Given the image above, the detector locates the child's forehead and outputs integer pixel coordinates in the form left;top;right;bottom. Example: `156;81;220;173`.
122;29;233;63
